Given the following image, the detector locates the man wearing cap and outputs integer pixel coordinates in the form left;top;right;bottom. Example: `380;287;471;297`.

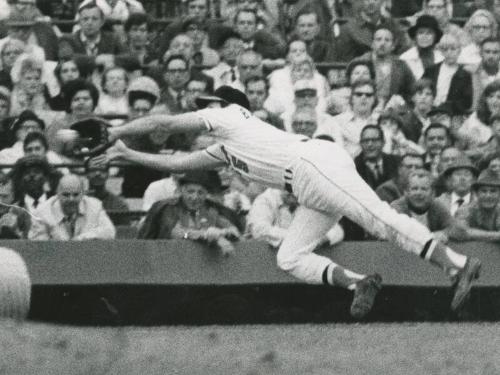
10;154;58;215
454;169;500;241
280;79;343;144
436;155;478;217
204;30;245;90
0;110;46;169
137;170;240;255
93;84;483;319
0;8;48;63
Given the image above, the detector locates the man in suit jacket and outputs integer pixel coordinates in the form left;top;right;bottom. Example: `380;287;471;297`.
357;25;416;105
66;1;125;57
423;34;473;115
436;155;478;217
234;9;286;61
336;0;408;62
355;125;399;190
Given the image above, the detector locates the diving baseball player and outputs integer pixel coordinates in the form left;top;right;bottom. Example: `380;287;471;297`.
91;86;481;319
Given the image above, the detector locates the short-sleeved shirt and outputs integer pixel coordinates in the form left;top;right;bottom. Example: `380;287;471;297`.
455;201;500;231
196;105;308;189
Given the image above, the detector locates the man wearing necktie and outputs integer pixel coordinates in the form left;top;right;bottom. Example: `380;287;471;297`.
436;156;478;217
29;174;116;240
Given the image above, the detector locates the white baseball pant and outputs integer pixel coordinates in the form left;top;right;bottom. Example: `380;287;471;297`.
277;140;434;284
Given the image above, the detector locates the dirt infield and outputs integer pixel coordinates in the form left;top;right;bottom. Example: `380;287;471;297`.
3;320;500;375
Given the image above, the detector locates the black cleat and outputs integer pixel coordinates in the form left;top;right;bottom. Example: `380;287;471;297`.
451;257;481;312
350;273;382;319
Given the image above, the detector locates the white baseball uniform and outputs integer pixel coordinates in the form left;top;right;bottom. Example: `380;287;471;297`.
196;104;435;284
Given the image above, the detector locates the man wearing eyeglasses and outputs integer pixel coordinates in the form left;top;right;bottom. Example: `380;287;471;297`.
355;125;399;190
160;55;191;114
333;79;378;157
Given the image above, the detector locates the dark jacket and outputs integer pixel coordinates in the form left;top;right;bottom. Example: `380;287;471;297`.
423;63;473;114
354;153;400;190
336;15;409;62
251;30;287;60
358;53;416;103
401;110;425;144
66;31;125;57
137;198;241;239
375;178;404;203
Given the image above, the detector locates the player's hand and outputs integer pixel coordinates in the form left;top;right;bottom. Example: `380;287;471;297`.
204;227;224;242
216;237;235;256
105;140;130;161
222;227;241;241
0;212;18;229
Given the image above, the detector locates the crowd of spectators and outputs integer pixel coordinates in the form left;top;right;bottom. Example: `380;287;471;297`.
2;0;500;252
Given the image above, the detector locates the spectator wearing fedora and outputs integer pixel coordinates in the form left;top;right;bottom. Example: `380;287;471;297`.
422;33;473;116
400;15;444;80
454;169;500;241
436;155;478;217
0;8;53;62
10;154;60;215
137;170;240;255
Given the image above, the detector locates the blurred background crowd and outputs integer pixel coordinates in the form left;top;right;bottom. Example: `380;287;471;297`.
1;0;500;253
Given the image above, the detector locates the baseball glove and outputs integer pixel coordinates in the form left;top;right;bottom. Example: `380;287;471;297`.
69;117;112;158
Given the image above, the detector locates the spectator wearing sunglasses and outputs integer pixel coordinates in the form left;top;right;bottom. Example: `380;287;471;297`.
334;79;379;158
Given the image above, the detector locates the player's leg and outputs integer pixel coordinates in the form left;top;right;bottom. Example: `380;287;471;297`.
292;156;479;311
276;206;382;318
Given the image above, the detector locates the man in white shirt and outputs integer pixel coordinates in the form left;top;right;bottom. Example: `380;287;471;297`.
91;85;481;319
204;30;244;90
247;188;344;248
280;79;343;144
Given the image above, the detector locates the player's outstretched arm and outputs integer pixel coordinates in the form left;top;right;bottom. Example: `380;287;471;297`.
108;113;206;142
92;140;225;172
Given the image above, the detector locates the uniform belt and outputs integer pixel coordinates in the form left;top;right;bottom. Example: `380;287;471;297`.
284;168;293;194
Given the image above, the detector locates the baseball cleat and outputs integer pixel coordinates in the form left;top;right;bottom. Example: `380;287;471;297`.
451;257;481;312
350;273;382;319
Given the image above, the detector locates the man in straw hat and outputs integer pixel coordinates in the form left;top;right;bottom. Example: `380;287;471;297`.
90;85;482;319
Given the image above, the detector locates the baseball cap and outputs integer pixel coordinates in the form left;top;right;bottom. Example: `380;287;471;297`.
195;85;250;110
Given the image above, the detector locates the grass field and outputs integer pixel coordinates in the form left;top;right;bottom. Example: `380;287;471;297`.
3;320;500;375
